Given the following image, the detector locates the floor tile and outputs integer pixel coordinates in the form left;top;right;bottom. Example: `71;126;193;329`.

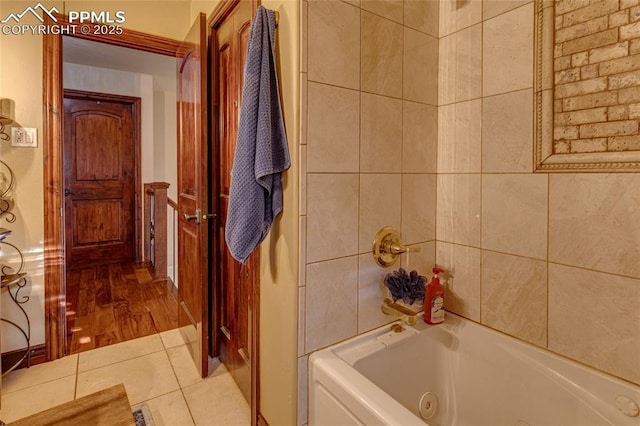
159;328;185;349
1;375;76;423
183;372;250;426
166;349;227;390
78;334;165;372
207;357;226;378
2;354;77;395
167;345;203;388
76;351;179;405
2;332;249;426
135;390;194;426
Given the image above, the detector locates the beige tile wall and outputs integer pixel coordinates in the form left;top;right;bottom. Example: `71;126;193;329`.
299;0;640;423
299;0;438;423
437;0;640;388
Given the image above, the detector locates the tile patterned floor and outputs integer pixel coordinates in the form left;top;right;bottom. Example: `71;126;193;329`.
0;328;250;425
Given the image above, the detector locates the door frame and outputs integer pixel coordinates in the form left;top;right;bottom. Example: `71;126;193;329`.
62;89;142;269
208;1;261;424
43;15;181;360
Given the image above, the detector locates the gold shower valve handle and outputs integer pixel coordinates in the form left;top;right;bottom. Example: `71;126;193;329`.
372;226;421;267
388;242;420;255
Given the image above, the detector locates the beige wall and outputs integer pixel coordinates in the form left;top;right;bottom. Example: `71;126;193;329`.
65;1;191;41
299;0;439;423
436;0;639;386
258;1;299;425
0;1;64;353
190;0;219;21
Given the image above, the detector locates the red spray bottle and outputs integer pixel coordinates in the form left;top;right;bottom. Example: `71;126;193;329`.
424;267;445;325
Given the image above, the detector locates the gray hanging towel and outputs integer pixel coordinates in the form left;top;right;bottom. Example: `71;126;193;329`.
225;6;290;264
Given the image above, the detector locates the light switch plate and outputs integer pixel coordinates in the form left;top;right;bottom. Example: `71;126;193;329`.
11;127;38;147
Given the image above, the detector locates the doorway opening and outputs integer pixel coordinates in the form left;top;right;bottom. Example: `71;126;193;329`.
60;37;180;354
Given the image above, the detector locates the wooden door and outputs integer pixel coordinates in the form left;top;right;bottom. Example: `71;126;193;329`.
214;0;257;403
63;91;140;270
177;13;210;378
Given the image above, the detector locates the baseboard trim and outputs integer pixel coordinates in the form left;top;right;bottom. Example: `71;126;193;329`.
151;276;178;300
1;343;47;373
166;277;178;299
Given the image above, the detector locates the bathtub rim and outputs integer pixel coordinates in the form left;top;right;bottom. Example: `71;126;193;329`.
308;312;640;426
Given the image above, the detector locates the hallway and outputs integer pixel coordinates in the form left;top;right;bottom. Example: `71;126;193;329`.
66;262;179;354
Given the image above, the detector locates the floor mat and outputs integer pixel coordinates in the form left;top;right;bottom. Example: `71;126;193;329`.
132;403;155;426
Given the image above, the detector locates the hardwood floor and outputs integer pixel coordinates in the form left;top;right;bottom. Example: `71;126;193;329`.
66;262;179;354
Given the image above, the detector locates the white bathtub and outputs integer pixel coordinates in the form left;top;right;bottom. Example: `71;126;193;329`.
309;313;640;426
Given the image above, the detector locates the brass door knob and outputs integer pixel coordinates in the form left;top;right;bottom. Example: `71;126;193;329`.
183;209;201;224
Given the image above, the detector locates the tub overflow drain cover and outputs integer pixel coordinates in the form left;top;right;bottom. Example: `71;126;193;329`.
615;395;639;417
419;392;438;420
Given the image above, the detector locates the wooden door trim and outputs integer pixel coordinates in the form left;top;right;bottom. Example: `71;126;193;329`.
63;89;142;266
209;2;260;425
53;14;182;56
43;22;65;360
43;16;180;360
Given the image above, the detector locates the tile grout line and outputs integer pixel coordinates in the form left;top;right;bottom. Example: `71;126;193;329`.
1;371;79;399
439;85;536;107
434;7;441;270
399;7;405;273
356;1;362;336
161;345;198;425
74;353;79;400
436;238;640;281
546;173;551;349
479;11;485;326
301;0;308;367
440;1;534;40
72;340;167;374
307;78;437;107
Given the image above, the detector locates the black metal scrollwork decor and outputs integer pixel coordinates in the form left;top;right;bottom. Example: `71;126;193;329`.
0;161;16;223
0;160;31;376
